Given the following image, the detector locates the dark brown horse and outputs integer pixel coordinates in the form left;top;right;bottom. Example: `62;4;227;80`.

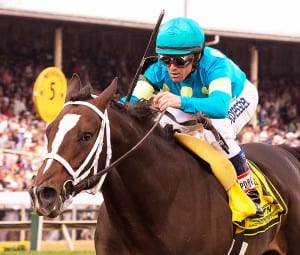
29;76;300;255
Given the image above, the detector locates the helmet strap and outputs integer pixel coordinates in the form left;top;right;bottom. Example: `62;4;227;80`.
191;45;205;72
191;53;201;72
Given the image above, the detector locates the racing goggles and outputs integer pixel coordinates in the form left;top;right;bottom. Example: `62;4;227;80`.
158;54;194;67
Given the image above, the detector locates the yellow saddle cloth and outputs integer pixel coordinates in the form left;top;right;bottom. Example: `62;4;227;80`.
174;132;287;236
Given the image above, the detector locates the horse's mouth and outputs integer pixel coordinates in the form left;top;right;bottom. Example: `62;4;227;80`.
30;193;61;218
29;186;73;218
32;204;62;218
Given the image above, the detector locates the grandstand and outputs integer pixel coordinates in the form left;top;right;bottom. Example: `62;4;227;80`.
1;0;300;81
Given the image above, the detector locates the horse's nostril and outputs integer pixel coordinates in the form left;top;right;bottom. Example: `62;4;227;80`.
63;180;74;197
39;187;57;201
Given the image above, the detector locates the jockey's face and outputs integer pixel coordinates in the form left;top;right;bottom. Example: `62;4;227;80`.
167;61;193;82
158;54;195;83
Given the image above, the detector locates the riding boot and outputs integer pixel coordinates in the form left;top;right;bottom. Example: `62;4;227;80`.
230;150;264;217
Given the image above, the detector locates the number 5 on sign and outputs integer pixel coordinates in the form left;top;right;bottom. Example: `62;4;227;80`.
33;67;67;122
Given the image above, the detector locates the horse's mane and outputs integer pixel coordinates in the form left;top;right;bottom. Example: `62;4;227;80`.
112;98;174;139
68;82;173;139
126;99;159;121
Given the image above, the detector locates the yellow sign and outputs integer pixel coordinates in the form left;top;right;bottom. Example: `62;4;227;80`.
33;67;67;122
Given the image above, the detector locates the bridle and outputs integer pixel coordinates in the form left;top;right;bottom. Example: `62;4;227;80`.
43;100;112;195
43;99;165;196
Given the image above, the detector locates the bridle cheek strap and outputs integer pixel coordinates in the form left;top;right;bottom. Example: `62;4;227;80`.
43;101;112;190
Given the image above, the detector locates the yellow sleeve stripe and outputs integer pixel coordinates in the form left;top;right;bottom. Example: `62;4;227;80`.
132;80;155;100
209;78;232;96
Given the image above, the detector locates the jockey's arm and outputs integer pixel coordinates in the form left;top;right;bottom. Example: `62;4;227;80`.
119;77;155;103
180;78;232;118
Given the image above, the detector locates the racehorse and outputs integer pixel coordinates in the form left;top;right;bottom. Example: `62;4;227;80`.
29;75;300;255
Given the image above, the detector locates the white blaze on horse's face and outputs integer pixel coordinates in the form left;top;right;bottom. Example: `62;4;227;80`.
44;114;80;173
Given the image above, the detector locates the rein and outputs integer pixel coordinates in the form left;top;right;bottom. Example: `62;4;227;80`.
44;97;227;196
73;107;166;194
44;99;166;195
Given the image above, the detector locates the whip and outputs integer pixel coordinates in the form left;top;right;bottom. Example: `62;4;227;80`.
125;9;165;102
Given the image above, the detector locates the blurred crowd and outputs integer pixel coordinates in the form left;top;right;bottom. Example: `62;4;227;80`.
237;78;300;146
0;50;300;193
0;44;136;193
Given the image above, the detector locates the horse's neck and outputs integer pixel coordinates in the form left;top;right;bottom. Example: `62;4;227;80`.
103;108;184;223
102;107;219;229
108;116;179;198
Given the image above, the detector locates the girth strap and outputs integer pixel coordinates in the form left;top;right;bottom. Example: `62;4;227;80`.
228;233;247;255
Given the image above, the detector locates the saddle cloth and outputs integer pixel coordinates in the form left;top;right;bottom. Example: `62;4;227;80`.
174;132;287;236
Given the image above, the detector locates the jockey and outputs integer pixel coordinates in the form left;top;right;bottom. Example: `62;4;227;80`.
123;17;263;216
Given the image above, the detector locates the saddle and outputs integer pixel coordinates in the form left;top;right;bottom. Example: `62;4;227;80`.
155;107;287;235
174;132;287;236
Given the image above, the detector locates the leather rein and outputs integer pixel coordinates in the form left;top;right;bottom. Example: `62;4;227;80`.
72;103;166;194
47;99;227;196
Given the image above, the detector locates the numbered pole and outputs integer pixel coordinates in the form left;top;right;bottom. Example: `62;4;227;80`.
33;67;67;122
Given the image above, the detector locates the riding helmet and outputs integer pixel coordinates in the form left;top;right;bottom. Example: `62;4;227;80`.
156;17;205;55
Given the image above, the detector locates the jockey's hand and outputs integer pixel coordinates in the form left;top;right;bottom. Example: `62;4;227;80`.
153;91;181;111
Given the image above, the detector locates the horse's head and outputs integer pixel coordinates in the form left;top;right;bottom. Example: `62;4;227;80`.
29;75;117;217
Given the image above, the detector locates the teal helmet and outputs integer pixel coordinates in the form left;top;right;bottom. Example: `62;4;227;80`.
156;17;205;55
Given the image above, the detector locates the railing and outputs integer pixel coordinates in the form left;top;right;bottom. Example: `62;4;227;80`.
0;191;103;250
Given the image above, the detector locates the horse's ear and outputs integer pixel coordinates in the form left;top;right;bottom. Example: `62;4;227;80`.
95;77;118;109
66;73;82;101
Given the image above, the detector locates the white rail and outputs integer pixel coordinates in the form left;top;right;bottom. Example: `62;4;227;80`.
0;191;103;250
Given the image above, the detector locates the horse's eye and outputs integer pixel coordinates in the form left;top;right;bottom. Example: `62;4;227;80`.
80;132;93;141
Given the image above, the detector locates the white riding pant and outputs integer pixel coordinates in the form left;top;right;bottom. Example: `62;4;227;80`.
160;80;258;158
